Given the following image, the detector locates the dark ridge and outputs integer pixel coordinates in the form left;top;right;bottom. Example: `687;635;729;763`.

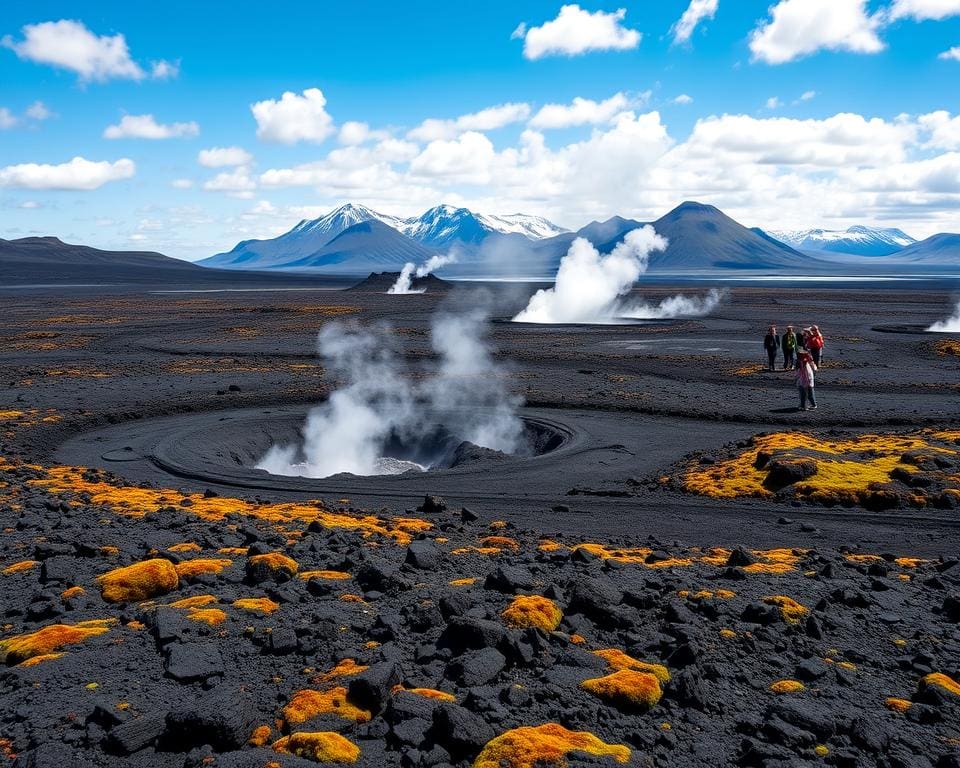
347;271;454;293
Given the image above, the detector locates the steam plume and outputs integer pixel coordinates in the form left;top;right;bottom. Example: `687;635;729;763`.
257;312;522;478
388;252;458;294
928;300;960;332
621;288;728;319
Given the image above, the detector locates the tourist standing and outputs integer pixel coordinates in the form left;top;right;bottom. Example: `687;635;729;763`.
763;326;780;372
782;325;798;370
796;351;818;410
807;325;825;366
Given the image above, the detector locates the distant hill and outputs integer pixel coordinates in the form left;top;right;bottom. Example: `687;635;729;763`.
347;271;453;292
766;225;916;257
0;236;209;283
886;233;960;264
277;220;434;272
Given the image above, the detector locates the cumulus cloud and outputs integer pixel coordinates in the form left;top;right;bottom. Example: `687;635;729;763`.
518;5;641;60
339;121;390;145
766;96;781;110
407;103;531;141
671;0;719;45
888;0;960;20
150;59;179;79
799;90;817;101
940;46;960;60
1;20;175;82
197;146;253;167
0;156;135;190
409;132;497;184
529;93;632;129
749;0;884;64
918;111;960;149
103;114;199;139
673;94;694;105
26;101;54;120
0;108;16;130
251;88;334;144
203;167;256;198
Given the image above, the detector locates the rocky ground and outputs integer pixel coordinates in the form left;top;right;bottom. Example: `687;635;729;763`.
0;280;959;767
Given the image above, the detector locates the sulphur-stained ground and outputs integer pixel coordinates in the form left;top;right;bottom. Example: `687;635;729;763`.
0;279;959;767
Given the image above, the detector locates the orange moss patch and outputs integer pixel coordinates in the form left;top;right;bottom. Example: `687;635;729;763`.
272;731;360;763
97;559;179;603
299;570;351;581
770;680;805;694
392;685;456;702
0;619;115;665
580;670;663;710
186;608;227;626
60;586;85;600
168;542;202;553
719;628;737;639
479;536;521;552
311;659;368;685
501;595;563;632
167;594;218;609
592;650;670;683
570;633;587;645
339;594;365;603
249;724;273;747
233;597;280;615
934;339;960;358
218;546;248;556
28;465;430;544
2;560;38;575
762;595;809;624
537;540;566;553
885;697;912;713
18;652;66;667
682;429;960;504
249;552;300;578
175;558;232;580
920;672;960;697
474;723;630;768
449;577;477;586
283;688;371;725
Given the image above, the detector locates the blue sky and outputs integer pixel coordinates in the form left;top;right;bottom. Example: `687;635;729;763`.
1;0;959;259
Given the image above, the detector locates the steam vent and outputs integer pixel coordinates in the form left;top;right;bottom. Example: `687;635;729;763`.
4;10;960;765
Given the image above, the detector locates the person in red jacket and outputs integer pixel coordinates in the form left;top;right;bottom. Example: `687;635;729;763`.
806;325;824;366
795;350;818;410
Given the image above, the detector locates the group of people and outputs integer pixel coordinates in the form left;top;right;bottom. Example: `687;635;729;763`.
762;325;825;411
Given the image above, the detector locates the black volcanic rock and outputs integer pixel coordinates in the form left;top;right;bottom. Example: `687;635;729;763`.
347;271;453;293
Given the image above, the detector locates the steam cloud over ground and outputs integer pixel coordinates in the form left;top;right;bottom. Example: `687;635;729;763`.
257;311;523;478
387;253;458;294
512;227;725;323
928;299;960;332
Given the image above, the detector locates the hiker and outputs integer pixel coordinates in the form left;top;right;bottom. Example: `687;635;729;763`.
807;325;824;366
796;350;818;411
782;325;798;370
763;326;780;371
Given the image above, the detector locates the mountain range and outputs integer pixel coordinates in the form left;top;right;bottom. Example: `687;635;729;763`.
766;226;917;257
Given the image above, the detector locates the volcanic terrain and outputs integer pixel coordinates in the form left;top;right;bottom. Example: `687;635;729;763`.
0;277;959;768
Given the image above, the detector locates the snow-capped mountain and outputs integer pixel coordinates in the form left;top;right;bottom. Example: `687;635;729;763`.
474;212;569;240
766;225;916;257
397;205;568;246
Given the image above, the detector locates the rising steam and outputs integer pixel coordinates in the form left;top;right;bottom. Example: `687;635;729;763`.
513;226;725;323
388;253;458;294
928;300;960;332
257;311;522;478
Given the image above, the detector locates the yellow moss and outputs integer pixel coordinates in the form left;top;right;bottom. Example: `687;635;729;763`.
97;559;179;602
814;745;829;757
18;652;65;667
283;688;371;725
762;595;809;624
489;521;508;530
175;557;233;580
60;586;85;600
233;597;280;615
218;546;248;555
570;634;587;645
479;536;521;552
167;594;218;609
311;659;368;685
299;570;351;581
393;685;456;702
249;724;273;746
339;594;365;603
28;465;430;545
885;697;912;713
580;670;663;710
473;724;630;768
719;629;737;639
537;540;566;553
168;542;201;553
186;608;227;626
0;619;115;665
770;680;805;694
449;577;477;586
249;552;299;577
272;732;360;763
920;672;960;697
501;595;563;632
2;560;38;575
592;650;670;683
894;557;926;568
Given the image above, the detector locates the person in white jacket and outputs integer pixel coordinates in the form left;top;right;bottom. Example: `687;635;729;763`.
795;351;818;411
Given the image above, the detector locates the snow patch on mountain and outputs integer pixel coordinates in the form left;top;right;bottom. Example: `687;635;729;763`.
767;226;916;256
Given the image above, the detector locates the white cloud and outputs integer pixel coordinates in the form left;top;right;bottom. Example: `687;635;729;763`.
529;93;631;129
150;59;179;79
251;87;334;144
1;19;173;82
407;103;531;141
203;166;256;198
673;94;694;105
197;146;253;167
749;0;884;64
19;200;41;209
519;5;641;60
409;132;498;184
511;22;528;40
671;0;719;45
940;45;960;60
0;156;135;190
103;114;199;139
25;101;54;120
800;90;817;101
339;121;390;145
171;178;194;189
918;110;960;149
766;96;781;109
0;108;16;129
888;0;960;20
